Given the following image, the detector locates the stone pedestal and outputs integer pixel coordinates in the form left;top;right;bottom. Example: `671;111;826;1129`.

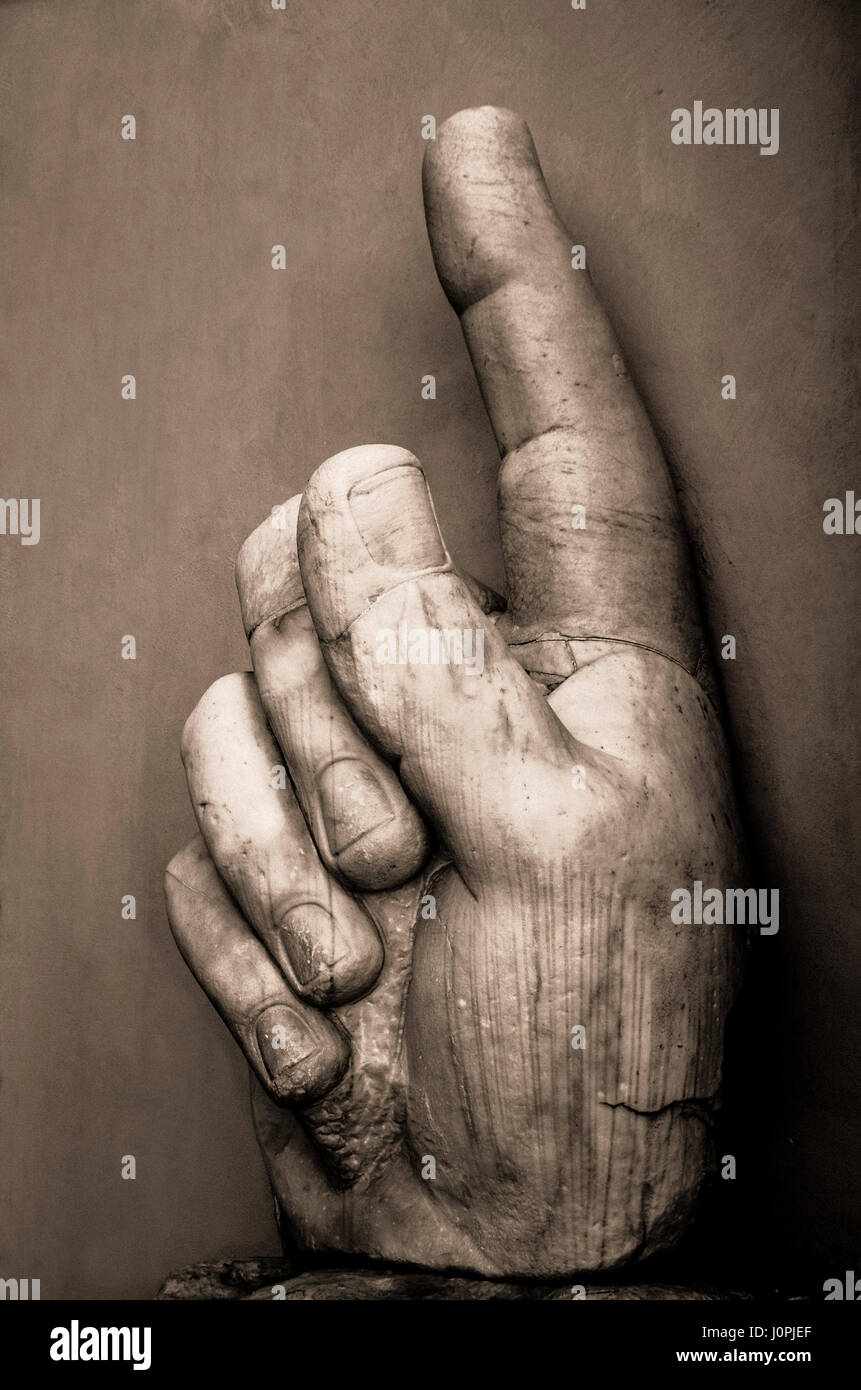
156;1259;740;1301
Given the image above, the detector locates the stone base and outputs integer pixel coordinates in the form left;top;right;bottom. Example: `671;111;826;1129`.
156;1259;742;1300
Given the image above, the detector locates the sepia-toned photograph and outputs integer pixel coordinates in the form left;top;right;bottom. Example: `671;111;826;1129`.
1;0;857;1366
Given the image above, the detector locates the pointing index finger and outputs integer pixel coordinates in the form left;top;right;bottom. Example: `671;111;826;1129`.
423;106;705;676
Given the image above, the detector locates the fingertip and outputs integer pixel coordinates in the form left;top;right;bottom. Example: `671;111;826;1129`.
332;803;431;892
276;900;385;1009
164;835;209;894
235;494;304;638
164;837;211;939
423;106;561;314
429;105;535;169
298;444;452;643
256;1003;351;1106
180;670;257;769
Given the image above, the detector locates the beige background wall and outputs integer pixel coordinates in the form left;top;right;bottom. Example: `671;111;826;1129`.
1;0;857;1297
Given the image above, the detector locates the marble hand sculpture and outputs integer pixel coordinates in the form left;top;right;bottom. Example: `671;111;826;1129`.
165;107;747;1277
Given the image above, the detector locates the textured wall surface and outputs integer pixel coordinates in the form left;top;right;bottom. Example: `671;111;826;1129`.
0;0;857;1298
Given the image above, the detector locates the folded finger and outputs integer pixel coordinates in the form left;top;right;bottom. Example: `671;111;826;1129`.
236;496;431;891
181;672;384;1008
164;837;349;1106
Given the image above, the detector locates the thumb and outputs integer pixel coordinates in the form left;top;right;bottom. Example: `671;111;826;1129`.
298;444;589;887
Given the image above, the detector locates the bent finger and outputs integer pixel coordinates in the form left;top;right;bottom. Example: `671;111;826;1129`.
236;496;431;891
164;837;349;1106
181;672;384;1008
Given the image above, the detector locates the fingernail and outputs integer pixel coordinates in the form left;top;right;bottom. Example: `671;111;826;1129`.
255;1003;349;1105
348;465;446;570
279;903;343;987
256;1003;317;1078
318;758;395;857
